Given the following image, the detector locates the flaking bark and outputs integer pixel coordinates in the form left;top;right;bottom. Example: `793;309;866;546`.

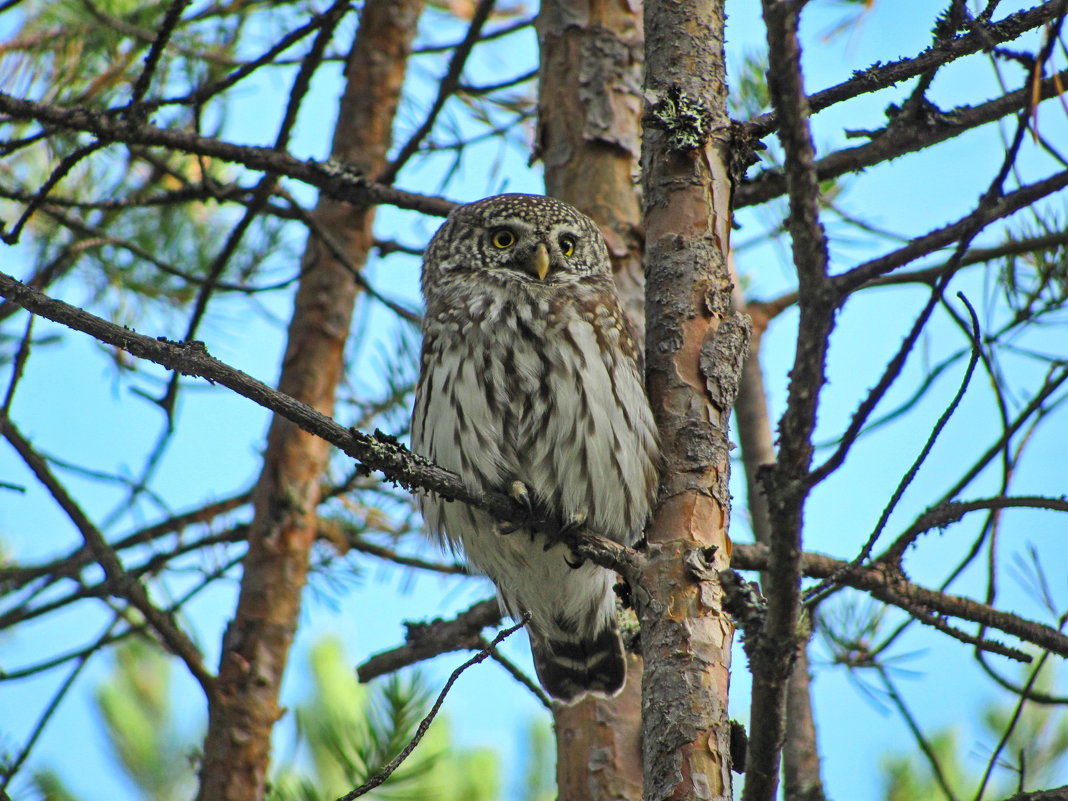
537;2;646;798
194;3;424;799
639;1;737;799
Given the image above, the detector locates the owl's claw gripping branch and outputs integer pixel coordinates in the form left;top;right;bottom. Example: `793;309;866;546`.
497;480;536;535
543;512;589;569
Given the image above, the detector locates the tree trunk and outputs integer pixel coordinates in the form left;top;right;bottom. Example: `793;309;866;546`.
639;1;739;799
194;3;424;799
536;2;645;798
733;306;826;801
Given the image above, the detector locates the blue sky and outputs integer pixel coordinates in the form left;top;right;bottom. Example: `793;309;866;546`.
2;1;1067;799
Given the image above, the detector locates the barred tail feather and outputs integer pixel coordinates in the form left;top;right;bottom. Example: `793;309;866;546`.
530;622;626;703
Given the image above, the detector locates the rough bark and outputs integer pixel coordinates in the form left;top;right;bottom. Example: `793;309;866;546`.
537;0;645;338
639;1;739;799
536;2;645;798
194;3;424;799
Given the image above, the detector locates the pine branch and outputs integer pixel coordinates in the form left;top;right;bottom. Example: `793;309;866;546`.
0;91;456;242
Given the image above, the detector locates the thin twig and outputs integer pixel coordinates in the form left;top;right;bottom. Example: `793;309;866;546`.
0;622;111;796
730;542;1068;657
125;0;194;111
376;0;497;185
972;647;1057;801
0;416;216;695
481;637;553;710
337;615;528;801
805;293;983;604
0;92;459;217
739;67;1068;208
877;664;961;801
742;1;1066;140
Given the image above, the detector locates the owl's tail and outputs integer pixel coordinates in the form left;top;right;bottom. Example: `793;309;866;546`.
529;620;627;703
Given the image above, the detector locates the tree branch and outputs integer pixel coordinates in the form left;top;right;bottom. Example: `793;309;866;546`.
375;0;496;185
730;543;1068;657
0;415;216;694
738;68;1068;208
0;269;638;580
830;170;1068;298
0;92;457;231
747;1;833;797
740;1;1067;141
356;598;502;682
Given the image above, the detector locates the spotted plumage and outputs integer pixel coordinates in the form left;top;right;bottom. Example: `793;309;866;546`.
411;194;659;702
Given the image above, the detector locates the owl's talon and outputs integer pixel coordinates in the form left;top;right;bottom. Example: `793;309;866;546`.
509;480;534;512
548;512;589;566
558;511;588;540
499;480;535;536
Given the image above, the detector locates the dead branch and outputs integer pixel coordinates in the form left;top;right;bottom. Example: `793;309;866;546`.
356;598;502;682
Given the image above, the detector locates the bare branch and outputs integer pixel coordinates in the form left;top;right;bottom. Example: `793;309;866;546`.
0;416;216;694
739;68;1068;208
831;170;1068;297
747;0;833;796
883;495;1068;565
356;598;502;682
0;270;639;580
0;92;457;225
731;543;1068;657
376;0;497;185
805;294;982;605
741;1;1068;141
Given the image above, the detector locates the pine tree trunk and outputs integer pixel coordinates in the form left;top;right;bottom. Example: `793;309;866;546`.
537;2;646;798
194;3;424;798
639;1;738;799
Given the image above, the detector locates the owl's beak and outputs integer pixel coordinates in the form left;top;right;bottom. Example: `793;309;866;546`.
530;242;550;281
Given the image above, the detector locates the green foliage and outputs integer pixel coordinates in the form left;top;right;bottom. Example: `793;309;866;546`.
998;216;1068;326
26;635;197;801
269;637;500;801
26;636;505;801
728;51;771;121
25;768;81;801
1;0;240;105
93;635;197;801
881;729;965;801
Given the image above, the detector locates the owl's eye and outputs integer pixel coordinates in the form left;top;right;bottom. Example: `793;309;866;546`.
559;235;576;257
491;228;517;249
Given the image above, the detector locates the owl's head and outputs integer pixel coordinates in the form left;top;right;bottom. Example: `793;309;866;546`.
423;194;612;291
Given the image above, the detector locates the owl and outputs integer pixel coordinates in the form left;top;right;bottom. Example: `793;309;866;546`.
411;194;659;702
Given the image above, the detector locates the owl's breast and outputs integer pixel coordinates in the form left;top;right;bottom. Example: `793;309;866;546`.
501;301;658;542
415;289;657;543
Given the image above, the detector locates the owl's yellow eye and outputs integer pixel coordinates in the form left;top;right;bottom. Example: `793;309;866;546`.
559;235;576;257
491;229;516;249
